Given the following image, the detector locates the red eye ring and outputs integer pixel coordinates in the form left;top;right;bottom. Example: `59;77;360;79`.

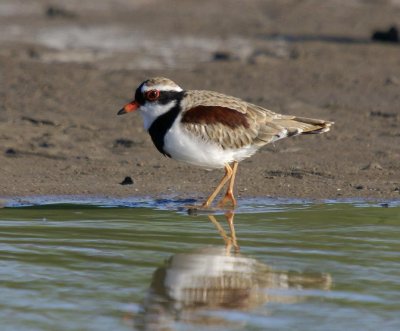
145;89;160;101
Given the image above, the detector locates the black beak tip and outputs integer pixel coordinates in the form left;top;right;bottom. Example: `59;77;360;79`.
117;108;126;115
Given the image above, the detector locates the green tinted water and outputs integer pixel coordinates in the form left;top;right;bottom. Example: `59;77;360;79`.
0;198;399;331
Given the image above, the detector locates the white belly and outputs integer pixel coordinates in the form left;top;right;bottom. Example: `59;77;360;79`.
163;121;258;169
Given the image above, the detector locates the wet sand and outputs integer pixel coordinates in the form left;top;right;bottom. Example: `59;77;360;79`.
1;0;399;201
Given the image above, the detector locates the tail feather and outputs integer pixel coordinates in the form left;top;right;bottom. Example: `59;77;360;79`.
255;114;334;145
293;116;334;134
275;116;333;136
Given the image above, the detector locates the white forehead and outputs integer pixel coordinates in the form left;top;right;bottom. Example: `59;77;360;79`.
141;84;183;93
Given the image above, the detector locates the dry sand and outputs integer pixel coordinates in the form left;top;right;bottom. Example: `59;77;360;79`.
1;0;399;202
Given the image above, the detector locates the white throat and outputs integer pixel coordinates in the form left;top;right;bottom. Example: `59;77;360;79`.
139;100;177;130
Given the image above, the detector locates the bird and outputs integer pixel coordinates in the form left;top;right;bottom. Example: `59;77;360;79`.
117;77;333;209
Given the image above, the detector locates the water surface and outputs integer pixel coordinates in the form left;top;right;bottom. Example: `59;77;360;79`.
0;199;399;331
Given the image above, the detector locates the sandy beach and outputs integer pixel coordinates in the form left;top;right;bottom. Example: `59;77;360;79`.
1;0;399;201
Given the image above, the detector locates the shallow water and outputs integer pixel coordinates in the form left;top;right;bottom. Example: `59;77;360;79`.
0;198;399;331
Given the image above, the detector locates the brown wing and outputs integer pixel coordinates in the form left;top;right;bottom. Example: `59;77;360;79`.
181;105;259;149
181;90;333;149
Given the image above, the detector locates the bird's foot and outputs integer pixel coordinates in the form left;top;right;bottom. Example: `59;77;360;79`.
217;191;237;209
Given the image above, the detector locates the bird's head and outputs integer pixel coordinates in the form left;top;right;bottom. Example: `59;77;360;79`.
118;77;184;130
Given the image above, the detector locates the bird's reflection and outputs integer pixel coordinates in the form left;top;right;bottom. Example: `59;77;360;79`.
133;212;332;330
207;210;239;253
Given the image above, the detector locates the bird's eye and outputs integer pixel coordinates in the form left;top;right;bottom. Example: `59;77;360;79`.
145;89;160;101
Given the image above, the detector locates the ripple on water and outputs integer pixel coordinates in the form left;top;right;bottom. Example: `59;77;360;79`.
0;198;399;331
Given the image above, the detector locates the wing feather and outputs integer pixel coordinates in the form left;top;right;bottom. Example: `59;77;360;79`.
180;90;333;149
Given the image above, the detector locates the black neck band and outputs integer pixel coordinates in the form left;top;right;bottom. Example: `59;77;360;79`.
148;91;185;157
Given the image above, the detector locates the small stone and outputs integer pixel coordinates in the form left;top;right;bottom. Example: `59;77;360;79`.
372;26;399;43
45;6;77;19
27;48;40;59
114;138;135;148
187;207;199;216
39;142;51;148
5;148;16;156
385;76;399;86
120;176;133;185
212;51;232;61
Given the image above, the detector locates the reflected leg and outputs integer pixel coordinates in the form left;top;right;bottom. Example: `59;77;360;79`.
208;214;232;253
225;211;239;252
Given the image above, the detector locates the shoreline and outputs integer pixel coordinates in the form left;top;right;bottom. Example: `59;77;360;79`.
1;194;399;210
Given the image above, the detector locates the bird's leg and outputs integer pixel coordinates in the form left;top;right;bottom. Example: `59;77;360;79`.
201;164;233;208
217;161;238;208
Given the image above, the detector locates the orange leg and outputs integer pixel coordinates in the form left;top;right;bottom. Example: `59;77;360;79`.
217;161;239;208
207;212;239;253
225;211;239;253
202;164;233;208
208;214;230;246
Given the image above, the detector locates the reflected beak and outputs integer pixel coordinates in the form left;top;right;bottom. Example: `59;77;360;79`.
117;100;139;115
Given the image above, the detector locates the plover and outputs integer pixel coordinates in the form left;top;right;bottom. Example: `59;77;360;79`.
118;77;333;208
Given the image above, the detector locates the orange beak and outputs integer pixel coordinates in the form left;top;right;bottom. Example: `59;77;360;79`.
117;100;139;115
